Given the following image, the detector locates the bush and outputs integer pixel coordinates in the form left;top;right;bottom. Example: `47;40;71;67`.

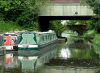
95;21;100;33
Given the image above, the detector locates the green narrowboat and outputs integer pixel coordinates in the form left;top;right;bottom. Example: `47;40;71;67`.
18;30;57;50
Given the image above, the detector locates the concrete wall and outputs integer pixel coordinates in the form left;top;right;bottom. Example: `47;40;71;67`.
39;4;94;16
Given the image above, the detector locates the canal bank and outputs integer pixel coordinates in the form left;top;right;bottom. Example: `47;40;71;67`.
35;65;100;73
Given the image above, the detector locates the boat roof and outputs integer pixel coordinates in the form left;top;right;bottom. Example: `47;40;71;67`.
3;33;17;36
34;30;55;34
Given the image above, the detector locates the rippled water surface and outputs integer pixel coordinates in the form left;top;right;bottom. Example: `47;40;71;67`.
0;39;100;73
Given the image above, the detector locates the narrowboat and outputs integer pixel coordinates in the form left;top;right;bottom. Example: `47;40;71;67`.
0;35;3;46
3;33;19;50
18;30;58;49
0;35;5;55
0;30;65;72
17;30;65;72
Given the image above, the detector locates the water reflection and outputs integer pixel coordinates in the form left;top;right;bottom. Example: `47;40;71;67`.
18;54;37;73
49;39;100;73
0;50;99;73
0;39;99;73
0;51;38;73
59;47;71;59
5;53;18;68
59;39;99;60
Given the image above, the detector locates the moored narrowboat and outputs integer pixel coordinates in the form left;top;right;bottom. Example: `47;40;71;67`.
3;33;18;51
0;35;3;46
18;30;57;50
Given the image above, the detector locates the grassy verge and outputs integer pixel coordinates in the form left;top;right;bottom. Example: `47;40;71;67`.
93;34;100;55
0;21;22;33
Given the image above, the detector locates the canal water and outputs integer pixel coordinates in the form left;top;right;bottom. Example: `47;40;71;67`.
0;39;100;73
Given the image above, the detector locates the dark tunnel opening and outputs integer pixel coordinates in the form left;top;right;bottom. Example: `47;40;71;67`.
38;16;97;31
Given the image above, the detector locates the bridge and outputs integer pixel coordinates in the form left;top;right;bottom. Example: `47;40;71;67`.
38;0;96;31
39;3;94;16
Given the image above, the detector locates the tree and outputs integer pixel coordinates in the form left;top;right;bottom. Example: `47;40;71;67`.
0;0;48;31
86;0;100;32
49;20;65;37
86;0;100;15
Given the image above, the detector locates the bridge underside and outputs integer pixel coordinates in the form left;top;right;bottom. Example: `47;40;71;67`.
38;16;96;31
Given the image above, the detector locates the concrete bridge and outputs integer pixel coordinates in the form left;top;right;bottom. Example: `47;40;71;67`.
39;4;94;16
39;0;94;16
38;0;95;31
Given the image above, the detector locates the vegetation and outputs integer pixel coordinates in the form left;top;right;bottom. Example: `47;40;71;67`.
70;48;96;59
66;20;95;28
96;70;100;73
0;0;48;32
65;20;97;39
92;34;100;54
86;0;100;59
86;0;100;15
66;20;87;25
49;20;66;37
86;0;100;33
0;21;22;33
83;29;96;42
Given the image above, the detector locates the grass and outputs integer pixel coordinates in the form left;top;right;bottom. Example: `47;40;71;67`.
0;21;22;33
92;34;100;55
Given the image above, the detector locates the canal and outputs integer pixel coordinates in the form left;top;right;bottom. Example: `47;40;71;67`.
0;38;100;73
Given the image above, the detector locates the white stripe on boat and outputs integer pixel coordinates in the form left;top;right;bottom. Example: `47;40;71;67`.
18;44;38;48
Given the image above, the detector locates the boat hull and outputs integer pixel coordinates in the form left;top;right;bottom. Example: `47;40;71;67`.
4;45;18;51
